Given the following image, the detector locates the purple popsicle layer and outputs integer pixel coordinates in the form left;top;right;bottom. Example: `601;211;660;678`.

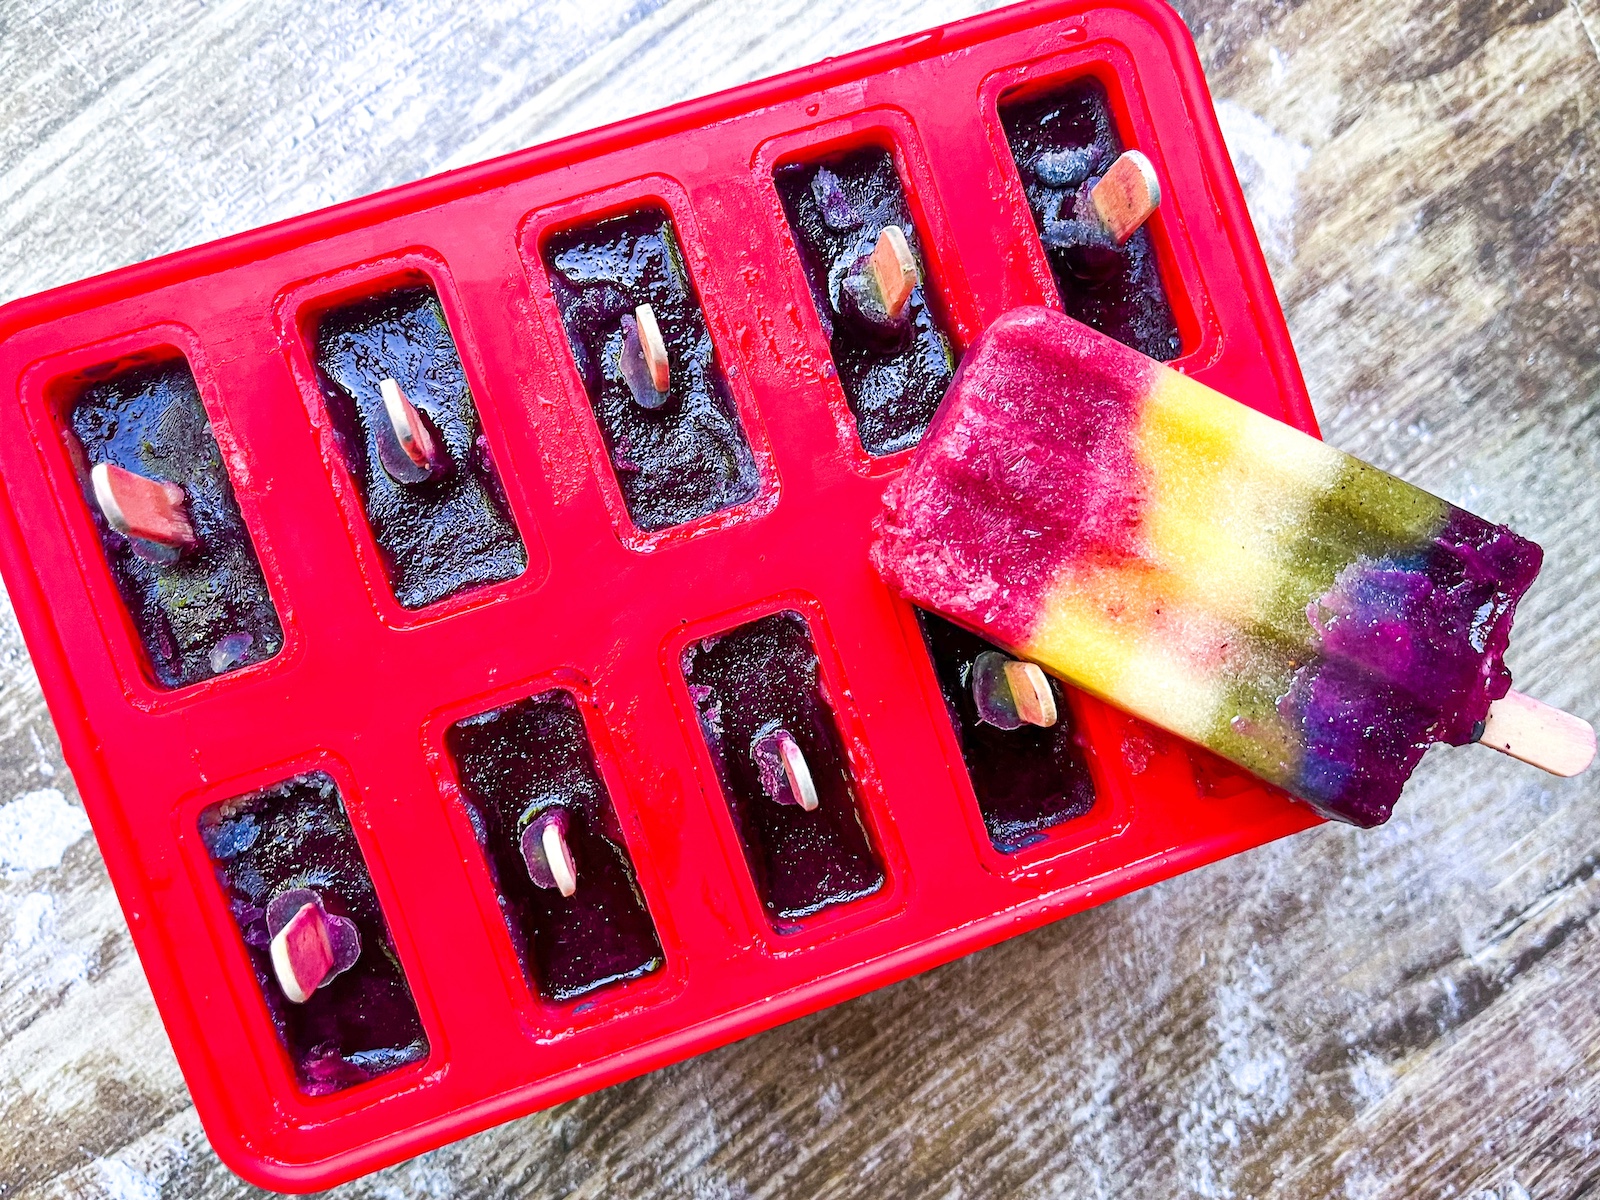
545;208;759;531
70;359;283;687
314;286;526;609
916;610;1097;849
1000;79;1181;361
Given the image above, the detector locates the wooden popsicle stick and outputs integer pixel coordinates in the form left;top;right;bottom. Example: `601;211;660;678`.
778;731;819;812
635;304;670;393
378;378;444;479
1477;690;1595;777
869;225;918;320
269;901;334;1004
90;462;198;549
1090;149;1162;245
1002;659;1058;728
520;810;578;896
542;820;578;898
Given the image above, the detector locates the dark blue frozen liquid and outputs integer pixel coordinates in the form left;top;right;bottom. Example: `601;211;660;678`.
916;611;1096;851
684;611;883;925
199;773;427;1094
1000;78;1181;361
774;147;955;455
69;358;282;688
314;286;526;609
447;691;663;1002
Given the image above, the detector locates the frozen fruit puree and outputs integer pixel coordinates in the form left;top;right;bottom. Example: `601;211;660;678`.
446;691;663;1002
545;208;759;531
314;286;526;609
199;773;426;1093
775;148;955;455
684;611;883;923
873;308;1543;827
70;359;283;688
1000;79;1180;361
916;610;1095;850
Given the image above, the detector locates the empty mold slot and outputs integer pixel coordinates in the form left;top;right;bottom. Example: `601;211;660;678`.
683;611;883;924
917;611;1096;852
999;78;1181;361
199;772;427;1095
544;208;759;532
446;690;663;1003
773;146;956;455
312;285;526;609
67;357;282;688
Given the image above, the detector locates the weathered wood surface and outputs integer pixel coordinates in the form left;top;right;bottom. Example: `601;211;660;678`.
1;0;1597;1195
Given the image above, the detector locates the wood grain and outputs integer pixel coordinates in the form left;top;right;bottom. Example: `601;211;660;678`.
0;0;1596;1195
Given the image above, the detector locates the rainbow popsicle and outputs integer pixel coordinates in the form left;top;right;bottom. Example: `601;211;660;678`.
873;307;1547;826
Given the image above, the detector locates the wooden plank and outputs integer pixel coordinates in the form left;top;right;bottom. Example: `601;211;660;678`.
0;0;1597;1195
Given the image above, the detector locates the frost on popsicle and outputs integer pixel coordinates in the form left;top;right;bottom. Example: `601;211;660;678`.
874;307;1559;828
775;148;956;456
69;358;283;688
199;773;426;1094
447;691;662;1001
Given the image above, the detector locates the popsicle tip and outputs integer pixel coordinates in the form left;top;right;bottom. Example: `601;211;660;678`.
521;808;578;896
869;224;918;320
1090;149;1161;246
378;378;447;483
635;304;671;394
1478;691;1596;777
90;461;198;550
269;900;334;1004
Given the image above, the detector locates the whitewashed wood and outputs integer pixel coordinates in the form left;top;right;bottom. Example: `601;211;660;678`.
0;0;1597;1196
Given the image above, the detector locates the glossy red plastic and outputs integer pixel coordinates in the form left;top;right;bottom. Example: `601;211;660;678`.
0;0;1322;1188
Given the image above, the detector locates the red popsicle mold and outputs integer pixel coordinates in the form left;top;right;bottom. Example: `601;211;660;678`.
0;0;1322;1187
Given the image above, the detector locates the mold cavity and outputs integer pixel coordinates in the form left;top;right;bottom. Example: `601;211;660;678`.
199;772;427;1095
68;357;283;689
544;207;759;532
446;690;663;1002
916;611;1096;852
312;284;526;609
683;611;883;924
1000;78;1181;361
774;146;956;455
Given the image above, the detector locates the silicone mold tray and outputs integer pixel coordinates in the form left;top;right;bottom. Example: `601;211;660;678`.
0;0;1321;1188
